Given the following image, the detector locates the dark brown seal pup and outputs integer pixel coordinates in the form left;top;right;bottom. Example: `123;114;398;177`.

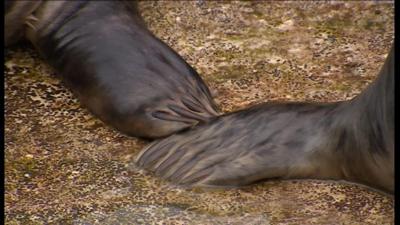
136;45;394;194
5;1;218;138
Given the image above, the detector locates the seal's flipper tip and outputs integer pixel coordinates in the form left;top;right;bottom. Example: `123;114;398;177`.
150;94;219;129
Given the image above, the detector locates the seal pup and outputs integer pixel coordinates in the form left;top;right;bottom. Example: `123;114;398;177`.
5;1;218;138
136;45;394;193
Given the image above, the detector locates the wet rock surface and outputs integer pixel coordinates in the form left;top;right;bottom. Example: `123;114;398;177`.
5;1;394;224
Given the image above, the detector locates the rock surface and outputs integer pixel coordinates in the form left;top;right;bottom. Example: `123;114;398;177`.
5;1;394;224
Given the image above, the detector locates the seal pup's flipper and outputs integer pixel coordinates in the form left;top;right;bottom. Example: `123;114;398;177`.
5;1;219;138
136;46;394;193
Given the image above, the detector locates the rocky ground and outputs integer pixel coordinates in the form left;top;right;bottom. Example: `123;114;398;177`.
5;1;394;224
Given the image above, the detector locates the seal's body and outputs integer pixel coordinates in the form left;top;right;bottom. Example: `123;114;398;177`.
5;1;218;138
137;46;394;193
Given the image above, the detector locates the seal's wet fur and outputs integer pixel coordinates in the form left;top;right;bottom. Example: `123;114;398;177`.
5;1;218;138
136;46;394;193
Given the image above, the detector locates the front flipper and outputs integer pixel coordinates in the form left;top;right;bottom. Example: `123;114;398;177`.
22;1;219;139
136;103;345;187
136;101;393;193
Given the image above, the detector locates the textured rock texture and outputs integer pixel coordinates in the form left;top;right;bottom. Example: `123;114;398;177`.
5;1;393;224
